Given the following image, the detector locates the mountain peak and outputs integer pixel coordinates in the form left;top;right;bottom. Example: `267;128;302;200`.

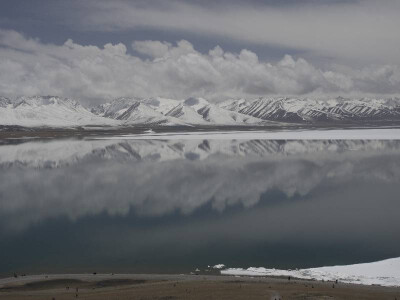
13;96;80;110
0;96;12;108
184;97;210;107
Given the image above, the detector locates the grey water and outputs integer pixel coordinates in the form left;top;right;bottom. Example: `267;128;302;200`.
1;138;400;277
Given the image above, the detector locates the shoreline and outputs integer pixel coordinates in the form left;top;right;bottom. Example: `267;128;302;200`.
1;273;399;300
1;125;400;141
2;272;400;288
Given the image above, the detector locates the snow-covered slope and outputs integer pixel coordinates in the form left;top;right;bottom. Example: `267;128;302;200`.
219;98;250;112
182;97;260;124
143;97;185;115
91;97;141;119
198;103;261;124
92;97;265;126
115;102;168;124
221;257;400;287
0;96;117;127
163;97;260;125
92;97;191;126
164;103;209;124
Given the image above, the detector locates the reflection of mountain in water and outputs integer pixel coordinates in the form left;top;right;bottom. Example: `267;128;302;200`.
1;139;400;168
1;138;400;233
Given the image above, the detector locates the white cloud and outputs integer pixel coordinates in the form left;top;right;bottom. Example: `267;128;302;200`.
0;29;399;106
132;40;172;58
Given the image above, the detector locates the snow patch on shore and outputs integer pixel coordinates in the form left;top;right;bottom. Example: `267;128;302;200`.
213;264;226;269
221;257;400;287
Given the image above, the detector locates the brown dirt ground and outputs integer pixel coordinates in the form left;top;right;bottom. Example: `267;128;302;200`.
1;275;399;300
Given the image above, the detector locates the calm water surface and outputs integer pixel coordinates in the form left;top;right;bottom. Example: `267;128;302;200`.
1;138;400;276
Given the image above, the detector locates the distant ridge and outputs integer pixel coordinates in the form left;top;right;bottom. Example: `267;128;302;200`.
220;97;400;123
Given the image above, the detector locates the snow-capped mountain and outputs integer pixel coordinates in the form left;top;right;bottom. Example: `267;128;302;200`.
90;97;187;126
92;96;400;126
184;98;261;124
163;97;261;125
91;96;264;126
221;97;400;123
219;98;250;112
164;102;209;124
1;95;400;128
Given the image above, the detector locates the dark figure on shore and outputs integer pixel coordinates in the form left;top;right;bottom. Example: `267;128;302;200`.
288;276;291;281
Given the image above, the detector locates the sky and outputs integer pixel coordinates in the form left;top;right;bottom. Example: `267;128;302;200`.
0;0;400;105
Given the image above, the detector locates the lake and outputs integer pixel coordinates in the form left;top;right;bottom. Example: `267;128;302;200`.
1;137;400;276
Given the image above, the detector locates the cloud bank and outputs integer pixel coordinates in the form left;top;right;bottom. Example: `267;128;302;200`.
0;30;400;106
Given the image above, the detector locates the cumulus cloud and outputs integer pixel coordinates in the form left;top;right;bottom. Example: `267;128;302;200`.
132;40;172;59
0;29;400;106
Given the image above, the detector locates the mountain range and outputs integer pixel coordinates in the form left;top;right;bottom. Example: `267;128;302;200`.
1;95;400;128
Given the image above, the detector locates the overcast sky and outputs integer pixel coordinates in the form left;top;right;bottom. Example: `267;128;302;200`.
1;0;400;105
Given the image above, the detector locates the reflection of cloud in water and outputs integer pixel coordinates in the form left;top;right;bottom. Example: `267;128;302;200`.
1;139;400;232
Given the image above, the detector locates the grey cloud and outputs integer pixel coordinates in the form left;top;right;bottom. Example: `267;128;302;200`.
132;40;172;58
1;30;400;105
